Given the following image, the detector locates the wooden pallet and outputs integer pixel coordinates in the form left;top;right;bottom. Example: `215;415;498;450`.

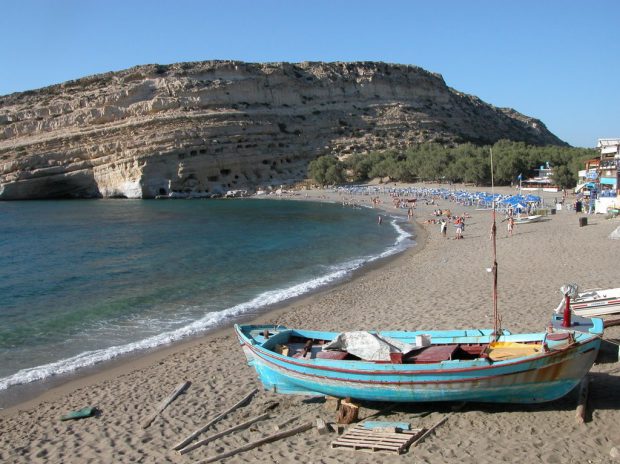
331;424;425;454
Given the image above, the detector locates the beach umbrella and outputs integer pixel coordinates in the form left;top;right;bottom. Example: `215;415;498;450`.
500;195;524;205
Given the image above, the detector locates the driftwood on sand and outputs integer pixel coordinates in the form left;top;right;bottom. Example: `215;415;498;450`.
172;388;258;450
198;422;314;463
273;403;323;430
141;380;191;429
178;411;271;455
410;415;450;447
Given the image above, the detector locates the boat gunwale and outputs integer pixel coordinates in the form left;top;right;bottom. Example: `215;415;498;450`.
235;325;600;377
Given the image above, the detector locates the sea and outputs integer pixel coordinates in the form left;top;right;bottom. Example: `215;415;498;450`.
0;198;412;396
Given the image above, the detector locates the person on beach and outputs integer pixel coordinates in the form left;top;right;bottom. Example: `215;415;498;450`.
454;217;463;239
507;216;515;237
440;219;447;237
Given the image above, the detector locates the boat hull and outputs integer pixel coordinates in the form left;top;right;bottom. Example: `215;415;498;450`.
513;215;543;224
236;325;601;404
572;302;620;317
555;288;620;317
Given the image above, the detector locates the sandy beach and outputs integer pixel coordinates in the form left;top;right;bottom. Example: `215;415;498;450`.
1;183;619;464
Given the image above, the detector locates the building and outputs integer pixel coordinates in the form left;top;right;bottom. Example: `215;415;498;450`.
596;138;620;195
576;157;600;194
521;163;559;192
586;138;620;213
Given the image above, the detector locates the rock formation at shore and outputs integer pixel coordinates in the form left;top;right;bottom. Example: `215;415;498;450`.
0;61;566;199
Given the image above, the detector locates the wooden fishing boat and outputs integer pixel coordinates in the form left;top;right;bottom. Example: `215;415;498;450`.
235;315;602;404
555;287;620;317
236;151;603;404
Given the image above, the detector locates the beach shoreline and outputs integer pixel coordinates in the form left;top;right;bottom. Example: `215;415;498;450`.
0;190;419;413
1;182;619;464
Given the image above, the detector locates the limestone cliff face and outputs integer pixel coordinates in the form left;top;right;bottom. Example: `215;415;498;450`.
0;61;566;199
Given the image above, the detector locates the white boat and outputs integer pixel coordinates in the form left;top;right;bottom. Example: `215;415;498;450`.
555;287;620;317
513;215;543;224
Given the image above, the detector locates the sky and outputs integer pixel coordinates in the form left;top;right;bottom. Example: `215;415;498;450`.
1;0;618;148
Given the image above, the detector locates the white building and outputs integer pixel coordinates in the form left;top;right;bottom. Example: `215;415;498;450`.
521;163;559;192
594;138;620;213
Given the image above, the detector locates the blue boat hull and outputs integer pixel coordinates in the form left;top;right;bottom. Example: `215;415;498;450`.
236;324;602;404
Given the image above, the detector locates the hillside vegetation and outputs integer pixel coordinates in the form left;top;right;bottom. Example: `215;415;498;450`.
309;140;595;188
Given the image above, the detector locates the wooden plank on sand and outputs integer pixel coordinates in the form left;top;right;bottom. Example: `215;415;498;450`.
172;388;258;450
199;422;313;463
273;403;322;430
142;380;191;429
410;415;449;447
178;411;271;455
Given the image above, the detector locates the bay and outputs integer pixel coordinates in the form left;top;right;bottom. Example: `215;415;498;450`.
0;198;411;390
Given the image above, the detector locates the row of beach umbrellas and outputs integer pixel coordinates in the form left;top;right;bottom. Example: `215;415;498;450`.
334;185;541;208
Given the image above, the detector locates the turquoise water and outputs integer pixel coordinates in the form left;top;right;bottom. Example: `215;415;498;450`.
0;199;411;390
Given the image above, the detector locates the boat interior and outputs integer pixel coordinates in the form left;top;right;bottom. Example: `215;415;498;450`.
281;336;490;364
249;328;557;364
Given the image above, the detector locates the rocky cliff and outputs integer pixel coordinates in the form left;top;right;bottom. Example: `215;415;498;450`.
0;61;566;199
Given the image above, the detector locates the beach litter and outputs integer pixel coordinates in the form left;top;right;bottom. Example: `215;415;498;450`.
178;411;272;455
410;415;450;447
331;421;424;454
172;387;258;451
60;406;99;421
200;422;314;463
142;380;190;429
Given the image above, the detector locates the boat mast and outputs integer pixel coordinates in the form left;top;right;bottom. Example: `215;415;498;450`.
490;149;501;339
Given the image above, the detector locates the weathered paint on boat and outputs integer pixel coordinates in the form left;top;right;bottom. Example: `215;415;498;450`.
235;319;603;404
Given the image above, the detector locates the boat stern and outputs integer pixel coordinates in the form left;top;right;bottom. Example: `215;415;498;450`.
550;314;604;336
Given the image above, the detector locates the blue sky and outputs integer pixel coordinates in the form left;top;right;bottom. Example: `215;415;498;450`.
1;0;618;148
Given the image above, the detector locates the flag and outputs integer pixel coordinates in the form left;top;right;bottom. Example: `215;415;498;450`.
517;173;522;181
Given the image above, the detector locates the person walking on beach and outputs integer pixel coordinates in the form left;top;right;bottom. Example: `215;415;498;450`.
440;219;447;237
507;216;515;237
454;217;463;240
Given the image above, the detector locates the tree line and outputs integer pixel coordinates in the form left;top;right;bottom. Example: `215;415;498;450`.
308;140;596;189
